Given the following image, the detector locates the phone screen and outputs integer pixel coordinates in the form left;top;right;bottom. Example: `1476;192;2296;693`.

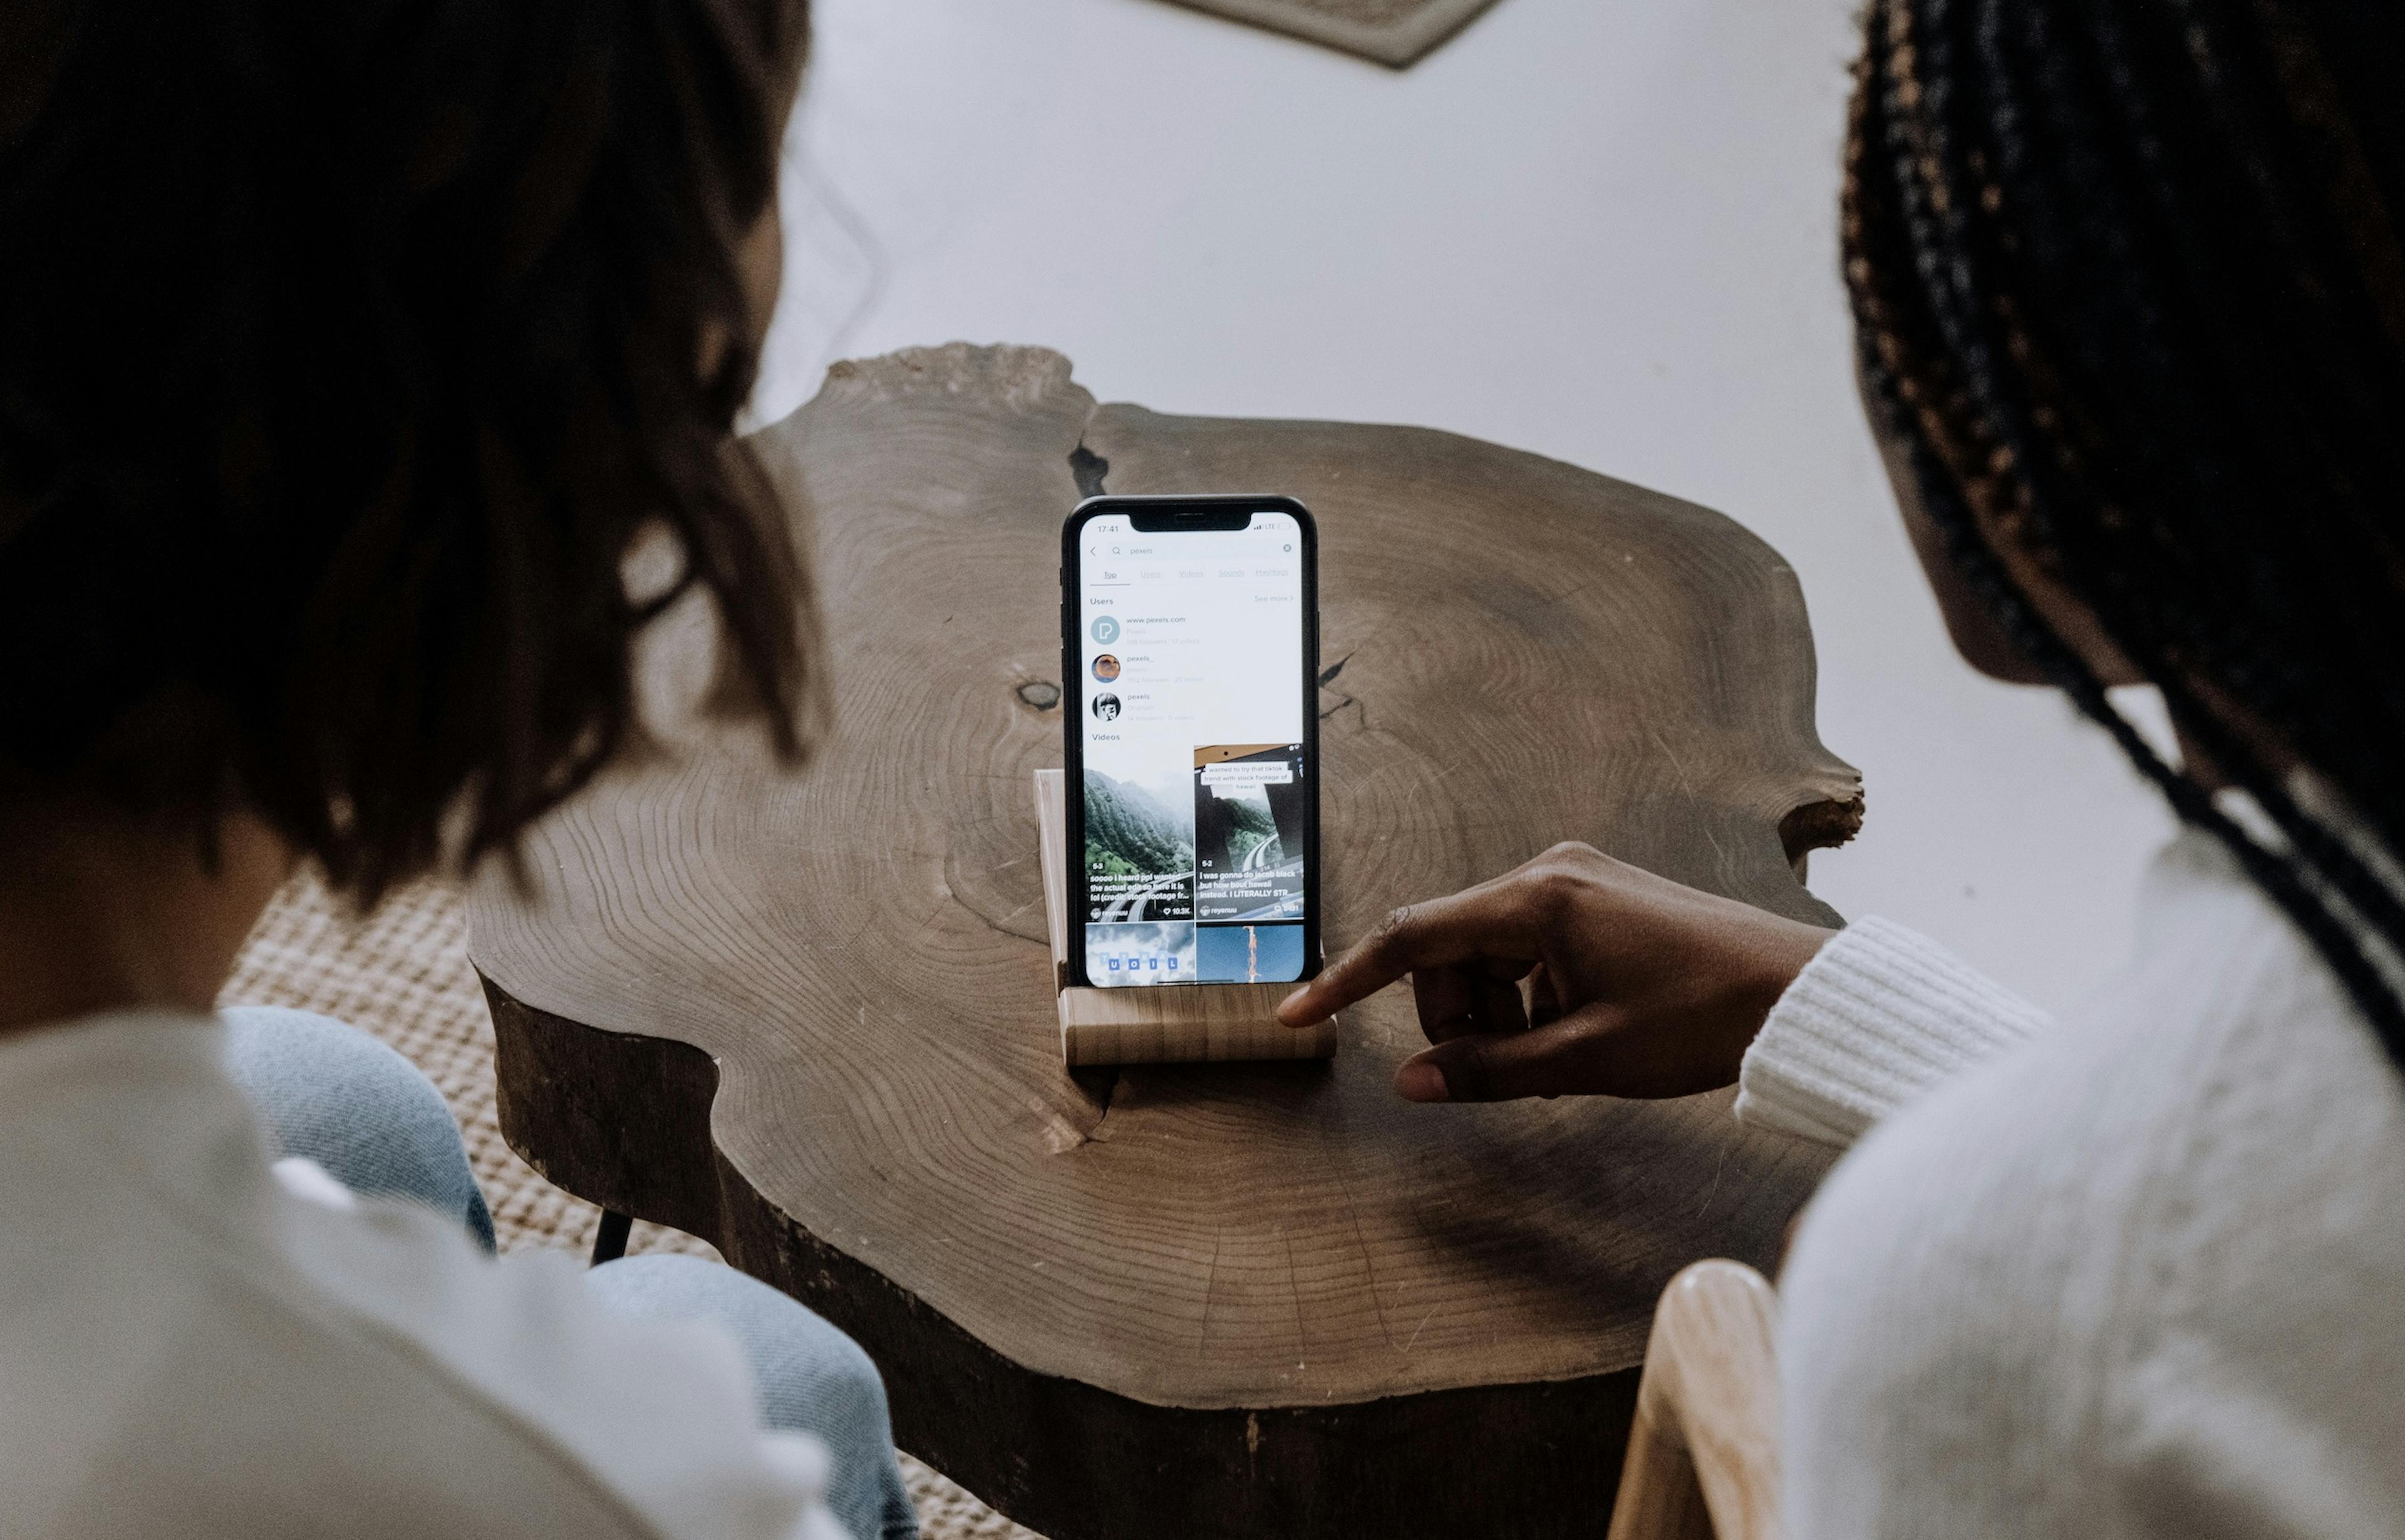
1067;503;1315;989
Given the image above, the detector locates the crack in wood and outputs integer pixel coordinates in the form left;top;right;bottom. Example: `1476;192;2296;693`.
1777;793;1866;860
1063;1063;1121;1139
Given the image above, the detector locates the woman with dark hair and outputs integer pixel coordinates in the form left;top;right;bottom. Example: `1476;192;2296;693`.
1285;0;2405;1531
0;3;912;1536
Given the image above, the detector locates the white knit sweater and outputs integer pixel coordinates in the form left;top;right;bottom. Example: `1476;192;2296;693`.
1738;829;2405;1537
0;1013;845;1540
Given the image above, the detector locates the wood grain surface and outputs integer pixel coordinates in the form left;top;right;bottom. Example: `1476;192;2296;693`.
1605;1261;1785;1540
468;343;1858;1539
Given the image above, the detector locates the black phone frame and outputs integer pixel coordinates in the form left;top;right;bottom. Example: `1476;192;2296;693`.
1060;493;1321;993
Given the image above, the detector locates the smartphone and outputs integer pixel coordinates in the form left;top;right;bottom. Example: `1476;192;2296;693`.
1062;495;1320;990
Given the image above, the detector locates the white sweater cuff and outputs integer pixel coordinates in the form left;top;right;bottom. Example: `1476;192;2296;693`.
1734;916;2052;1149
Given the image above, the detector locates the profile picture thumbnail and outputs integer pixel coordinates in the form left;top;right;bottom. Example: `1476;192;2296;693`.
1091;693;1122;721
1092;654;1122;683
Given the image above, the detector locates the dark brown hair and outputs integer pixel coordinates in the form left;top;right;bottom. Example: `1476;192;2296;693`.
1844;0;2405;1050
0;0;814;904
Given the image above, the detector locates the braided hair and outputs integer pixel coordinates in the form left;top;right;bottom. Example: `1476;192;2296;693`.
1843;0;2405;1054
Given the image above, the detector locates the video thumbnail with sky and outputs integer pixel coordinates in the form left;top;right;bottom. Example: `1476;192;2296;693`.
1195;921;1306;984
1084;921;1197;985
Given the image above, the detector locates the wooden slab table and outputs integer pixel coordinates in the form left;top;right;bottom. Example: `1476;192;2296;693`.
467;343;1859;1539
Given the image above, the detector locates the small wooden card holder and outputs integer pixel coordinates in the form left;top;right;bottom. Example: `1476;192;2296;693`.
1034;768;1340;1067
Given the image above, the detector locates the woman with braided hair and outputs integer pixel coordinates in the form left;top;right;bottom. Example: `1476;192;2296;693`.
1283;0;2405;1529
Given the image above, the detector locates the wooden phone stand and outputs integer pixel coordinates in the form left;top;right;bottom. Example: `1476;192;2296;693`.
1035;768;1340;1067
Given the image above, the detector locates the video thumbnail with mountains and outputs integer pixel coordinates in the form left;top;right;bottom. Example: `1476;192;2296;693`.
1082;768;1194;924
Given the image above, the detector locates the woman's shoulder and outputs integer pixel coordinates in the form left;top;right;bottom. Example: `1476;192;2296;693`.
1779;830;2405;1534
0;1011;825;1540
266;1193;832;1537
1824;824;2405;1302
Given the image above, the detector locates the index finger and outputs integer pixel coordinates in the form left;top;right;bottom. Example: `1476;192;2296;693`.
1277;877;1542;1026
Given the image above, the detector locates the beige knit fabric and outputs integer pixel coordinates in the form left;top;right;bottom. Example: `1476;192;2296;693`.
220;869;1040;1540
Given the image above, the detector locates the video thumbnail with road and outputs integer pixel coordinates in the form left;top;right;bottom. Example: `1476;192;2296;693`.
1194;743;1306;923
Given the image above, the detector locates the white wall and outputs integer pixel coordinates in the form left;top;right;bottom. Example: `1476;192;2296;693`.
755;0;2179;1011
